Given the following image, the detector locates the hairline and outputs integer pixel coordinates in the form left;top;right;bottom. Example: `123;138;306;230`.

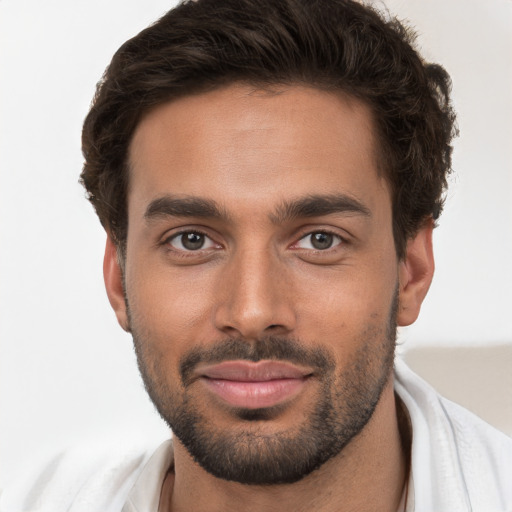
116;79;404;265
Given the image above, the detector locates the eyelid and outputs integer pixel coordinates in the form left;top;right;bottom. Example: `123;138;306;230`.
290;227;349;250
295;232;343;250
161;227;222;252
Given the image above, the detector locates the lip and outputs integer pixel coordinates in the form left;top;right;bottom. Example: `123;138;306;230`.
197;360;312;409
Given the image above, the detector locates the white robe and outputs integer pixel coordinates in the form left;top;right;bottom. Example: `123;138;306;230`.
1;358;511;512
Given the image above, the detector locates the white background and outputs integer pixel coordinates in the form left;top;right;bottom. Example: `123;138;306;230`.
1;0;511;490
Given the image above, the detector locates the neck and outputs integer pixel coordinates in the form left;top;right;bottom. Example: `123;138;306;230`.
163;379;408;512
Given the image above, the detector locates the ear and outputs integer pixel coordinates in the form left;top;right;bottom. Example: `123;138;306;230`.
103;235;130;332
397;219;435;327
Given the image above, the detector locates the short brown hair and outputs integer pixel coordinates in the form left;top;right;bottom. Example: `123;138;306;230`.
81;0;457;258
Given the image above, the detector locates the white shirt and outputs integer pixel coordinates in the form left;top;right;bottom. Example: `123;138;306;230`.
394;358;512;512
2;358;511;512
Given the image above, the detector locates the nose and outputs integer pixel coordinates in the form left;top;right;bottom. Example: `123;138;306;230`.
214;247;296;339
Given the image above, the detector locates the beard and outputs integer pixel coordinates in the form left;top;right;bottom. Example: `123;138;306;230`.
129;291;398;485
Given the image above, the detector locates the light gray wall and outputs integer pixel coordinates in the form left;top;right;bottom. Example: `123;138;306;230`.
1;0;511;490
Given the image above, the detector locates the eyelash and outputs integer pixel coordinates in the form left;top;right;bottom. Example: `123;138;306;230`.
161;229;221;257
292;229;347;252
160;228;349;257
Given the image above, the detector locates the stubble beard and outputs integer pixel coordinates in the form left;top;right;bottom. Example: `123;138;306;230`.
129;293;398;485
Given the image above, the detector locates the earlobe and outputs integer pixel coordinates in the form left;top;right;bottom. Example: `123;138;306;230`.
103;235;130;332
397;219;435;327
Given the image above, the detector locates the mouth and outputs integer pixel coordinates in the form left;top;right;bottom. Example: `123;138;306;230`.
197;360;313;409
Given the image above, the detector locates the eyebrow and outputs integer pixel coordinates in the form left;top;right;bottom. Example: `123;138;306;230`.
143;193;371;224
270;194;371;224
144;196;228;222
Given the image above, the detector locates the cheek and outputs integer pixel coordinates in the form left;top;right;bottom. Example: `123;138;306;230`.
125;263;219;353
292;262;398;346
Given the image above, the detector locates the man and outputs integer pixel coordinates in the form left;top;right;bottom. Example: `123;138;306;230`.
2;0;511;511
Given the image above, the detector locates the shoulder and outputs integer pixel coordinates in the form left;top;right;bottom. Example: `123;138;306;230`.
437;397;512;502
0;438;168;512
394;357;512;512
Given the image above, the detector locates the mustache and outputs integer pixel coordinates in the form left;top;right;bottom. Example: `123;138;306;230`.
179;336;335;386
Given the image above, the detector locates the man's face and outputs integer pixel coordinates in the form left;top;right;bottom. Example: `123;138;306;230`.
116;85;405;484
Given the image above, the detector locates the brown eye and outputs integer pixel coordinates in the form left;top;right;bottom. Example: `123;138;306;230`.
168;231;216;251
311;233;333;249
181;233;204;250
296;232;342;250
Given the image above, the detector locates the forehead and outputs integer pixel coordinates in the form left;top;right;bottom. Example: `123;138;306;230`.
128;84;389;220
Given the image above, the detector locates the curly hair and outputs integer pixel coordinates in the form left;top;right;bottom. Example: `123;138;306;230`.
81;0;457;259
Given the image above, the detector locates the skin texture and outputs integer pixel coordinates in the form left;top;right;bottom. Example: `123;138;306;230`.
104;84;434;512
